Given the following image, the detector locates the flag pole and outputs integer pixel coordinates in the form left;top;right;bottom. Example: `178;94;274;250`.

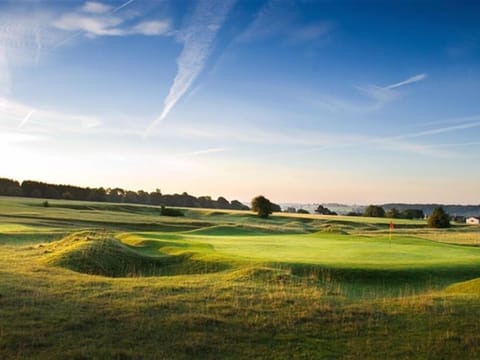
389;221;394;248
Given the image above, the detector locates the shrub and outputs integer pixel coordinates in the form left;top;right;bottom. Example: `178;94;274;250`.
160;206;184;217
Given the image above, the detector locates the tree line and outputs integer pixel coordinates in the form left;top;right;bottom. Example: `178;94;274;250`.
0;177;249;211
362;204;450;228
358;205;425;219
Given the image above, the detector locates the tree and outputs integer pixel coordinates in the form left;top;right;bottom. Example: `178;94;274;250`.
216;196;230;209
315;205;337;215
149;189;162;205
231;200;249;211
62;191;73;200
297;209;309;214
386;207;400;219
428;207;450;228
251;195;273;218
364;205;385;218
401;209;424;220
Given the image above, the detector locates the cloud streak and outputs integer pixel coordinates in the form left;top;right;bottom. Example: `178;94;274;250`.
0;96;102;134
354;73;427;110
239;0;332;45
385;73;427;90
144;0;236;135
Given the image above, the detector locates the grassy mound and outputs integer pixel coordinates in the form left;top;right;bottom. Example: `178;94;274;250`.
445;278;480;295
42;231;230;277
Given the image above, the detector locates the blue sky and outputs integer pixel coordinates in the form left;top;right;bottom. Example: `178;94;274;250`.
1;0;480;204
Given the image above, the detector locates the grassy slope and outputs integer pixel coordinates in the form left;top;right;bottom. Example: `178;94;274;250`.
1;196;480;359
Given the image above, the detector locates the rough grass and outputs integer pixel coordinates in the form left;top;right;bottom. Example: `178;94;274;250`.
1;196;480;358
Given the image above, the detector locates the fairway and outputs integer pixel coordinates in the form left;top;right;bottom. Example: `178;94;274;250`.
1;197;480;359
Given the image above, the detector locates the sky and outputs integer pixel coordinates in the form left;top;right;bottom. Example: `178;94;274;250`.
1;0;480;204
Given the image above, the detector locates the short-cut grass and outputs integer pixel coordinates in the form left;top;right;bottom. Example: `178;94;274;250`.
1;196;479;359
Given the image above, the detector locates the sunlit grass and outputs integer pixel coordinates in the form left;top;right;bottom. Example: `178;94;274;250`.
1;196;480;358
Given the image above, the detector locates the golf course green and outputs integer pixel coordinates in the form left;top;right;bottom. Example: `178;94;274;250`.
1;196;479;359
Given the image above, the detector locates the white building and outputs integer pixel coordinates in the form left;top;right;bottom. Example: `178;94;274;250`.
466;217;480;225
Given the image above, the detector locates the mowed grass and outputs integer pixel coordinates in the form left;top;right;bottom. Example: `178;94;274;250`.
1;196;480;359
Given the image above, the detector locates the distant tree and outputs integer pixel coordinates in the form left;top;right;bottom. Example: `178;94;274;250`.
149;189;162;205
386;207;400;219
315;205;337;215
45;187;60;199
346;211;362;216
31;189;42;198
136;190;150;204
197;196;213;208
297;209;309;214
62;191;73;200
7;185;23;196
364;205;385;218
400;209;425;220
87;188;106;202
216;196;230;209
251;196;273;218
124;191;139;204
270;202;282;213
428;207;450;228
230;200;249;211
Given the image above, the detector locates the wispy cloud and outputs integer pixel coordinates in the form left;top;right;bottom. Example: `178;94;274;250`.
0;12;60;67
385;73;427;90
144;0;236;135
18;109;35;129
0;47;11;95
132;20;171;36
166;112;480;159
387;117;480;141
53;14;125;37
0;96;102;134
240;0;332;44
355;73;427;109
181;147;229;157
82;1;112;14
53;1;170;39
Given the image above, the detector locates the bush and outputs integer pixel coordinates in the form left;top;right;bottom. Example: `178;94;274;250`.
42;200;49;207
297;209;309;214
364;205;385;218
160;206;184;217
428;207;450;228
